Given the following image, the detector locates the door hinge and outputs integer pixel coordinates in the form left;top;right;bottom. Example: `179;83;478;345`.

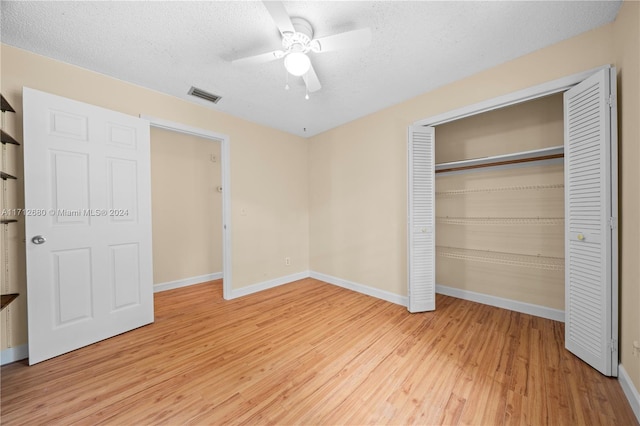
608;94;614;108
609;217;616;229
610;339;618;352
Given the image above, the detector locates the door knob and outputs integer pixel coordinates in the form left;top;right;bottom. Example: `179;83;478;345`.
31;235;47;245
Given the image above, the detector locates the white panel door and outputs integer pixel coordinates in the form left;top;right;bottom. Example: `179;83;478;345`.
407;126;436;313
23;87;154;365
564;68;618;376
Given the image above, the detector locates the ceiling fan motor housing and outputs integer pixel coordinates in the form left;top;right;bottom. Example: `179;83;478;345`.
283;17;314;53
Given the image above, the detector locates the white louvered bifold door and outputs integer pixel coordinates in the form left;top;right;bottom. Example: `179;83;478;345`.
564;67;618;376
407;126;436;313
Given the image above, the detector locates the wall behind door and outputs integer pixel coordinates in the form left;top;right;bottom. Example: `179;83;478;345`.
150;128;222;285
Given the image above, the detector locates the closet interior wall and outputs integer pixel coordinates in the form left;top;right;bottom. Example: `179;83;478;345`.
150;127;223;286
435;93;565;311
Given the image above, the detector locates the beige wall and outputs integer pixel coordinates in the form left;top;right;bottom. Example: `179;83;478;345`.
435;93;564;163
150;128;222;284
0;44;310;350
613;0;640;394
310;1;639;392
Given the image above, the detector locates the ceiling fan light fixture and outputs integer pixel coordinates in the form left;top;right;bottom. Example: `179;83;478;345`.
284;52;310;76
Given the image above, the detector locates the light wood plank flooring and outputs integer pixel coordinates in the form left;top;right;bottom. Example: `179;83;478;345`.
1;278;637;425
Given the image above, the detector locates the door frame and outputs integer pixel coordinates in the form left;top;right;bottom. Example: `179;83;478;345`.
140;115;232;299
409;64;618;374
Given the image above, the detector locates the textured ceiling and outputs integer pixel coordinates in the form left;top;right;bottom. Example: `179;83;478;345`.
1;1;622;137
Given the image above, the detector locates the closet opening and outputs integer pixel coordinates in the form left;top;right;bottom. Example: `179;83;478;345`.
142;115;233;300
434;93;565;320
150;127;223;292
408;65;618;376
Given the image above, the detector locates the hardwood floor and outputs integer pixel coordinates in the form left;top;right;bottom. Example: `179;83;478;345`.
1;278;637;425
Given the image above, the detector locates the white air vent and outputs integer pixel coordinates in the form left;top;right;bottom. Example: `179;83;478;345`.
188;87;221;104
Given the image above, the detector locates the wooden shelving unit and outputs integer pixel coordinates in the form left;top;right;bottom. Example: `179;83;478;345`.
1;294;19;311
1;94;19;310
1;129;20;146
1;95;15;113
1;171;17;180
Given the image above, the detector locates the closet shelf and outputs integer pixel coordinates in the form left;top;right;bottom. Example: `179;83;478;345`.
436;217;564;226
1;294;19;311
436;145;564;174
1;95;15;113
436;246;564;271
436;183;564;197
0;219;18;224
1;129;20;146
1;172;17;180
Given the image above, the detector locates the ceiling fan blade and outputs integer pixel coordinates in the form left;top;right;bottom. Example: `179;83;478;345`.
263;1;295;35
303;63;322;93
232;50;284;66
313;28;372;53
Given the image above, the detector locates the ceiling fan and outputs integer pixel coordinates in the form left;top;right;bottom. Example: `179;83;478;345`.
232;1;372;96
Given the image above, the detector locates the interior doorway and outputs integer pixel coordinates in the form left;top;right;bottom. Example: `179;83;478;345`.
151;128;222;287
142;115;232;299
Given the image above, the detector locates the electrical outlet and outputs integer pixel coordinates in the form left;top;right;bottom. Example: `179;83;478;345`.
285;257;291;266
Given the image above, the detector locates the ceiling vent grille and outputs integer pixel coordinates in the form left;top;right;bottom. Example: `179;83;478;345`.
188;86;221;104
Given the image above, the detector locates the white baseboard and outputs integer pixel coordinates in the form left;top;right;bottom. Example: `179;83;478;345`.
225;270;408;307
619;364;640;423
310;271;408;307
436;284;565;322
226;271;310;299
1;344;28;365
154;272;223;293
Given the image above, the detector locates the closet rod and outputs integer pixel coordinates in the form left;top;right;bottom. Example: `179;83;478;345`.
436;145;564;174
